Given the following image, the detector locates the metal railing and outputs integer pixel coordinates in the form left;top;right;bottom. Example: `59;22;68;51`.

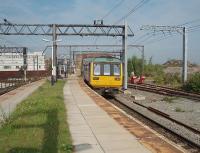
0;75;48;95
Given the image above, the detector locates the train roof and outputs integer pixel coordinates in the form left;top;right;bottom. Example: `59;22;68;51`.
83;57;121;63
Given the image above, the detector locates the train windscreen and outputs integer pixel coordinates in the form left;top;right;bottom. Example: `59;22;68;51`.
94;64;101;75
103;64;111;75
113;64;120;75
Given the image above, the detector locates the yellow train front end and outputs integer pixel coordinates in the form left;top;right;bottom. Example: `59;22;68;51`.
90;62;123;89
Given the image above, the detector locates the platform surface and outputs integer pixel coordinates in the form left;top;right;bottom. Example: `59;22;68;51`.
64;76;151;153
0;79;45;122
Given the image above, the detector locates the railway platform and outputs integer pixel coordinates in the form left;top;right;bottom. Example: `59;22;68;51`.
64;75;151;153
0;79;45;122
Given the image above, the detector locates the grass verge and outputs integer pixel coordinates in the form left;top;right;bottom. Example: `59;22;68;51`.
0;80;72;153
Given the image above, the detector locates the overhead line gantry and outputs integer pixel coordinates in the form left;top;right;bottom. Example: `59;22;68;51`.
141;25;187;83
0;22;134;89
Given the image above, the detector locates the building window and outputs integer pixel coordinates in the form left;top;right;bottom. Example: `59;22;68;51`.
4;66;11;69
16;66;20;69
39;65;41;69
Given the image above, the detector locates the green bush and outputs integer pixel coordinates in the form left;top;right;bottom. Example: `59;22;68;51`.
128;56;164;78
128;56;143;76
154;75;164;84
164;73;181;86
183;72;200;92
127;56;182;87
145;64;164;77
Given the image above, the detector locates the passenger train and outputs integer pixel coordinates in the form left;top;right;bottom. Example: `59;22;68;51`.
82;57;123;93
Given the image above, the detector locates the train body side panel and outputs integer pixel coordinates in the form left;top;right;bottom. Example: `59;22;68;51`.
83;63;90;82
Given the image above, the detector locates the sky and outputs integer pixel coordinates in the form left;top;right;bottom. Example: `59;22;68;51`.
0;0;200;64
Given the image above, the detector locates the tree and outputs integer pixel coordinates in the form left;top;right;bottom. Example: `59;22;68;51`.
127;56;143;76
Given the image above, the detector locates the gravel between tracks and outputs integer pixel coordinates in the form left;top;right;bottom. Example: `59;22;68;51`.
114;94;200;147
124;88;200;131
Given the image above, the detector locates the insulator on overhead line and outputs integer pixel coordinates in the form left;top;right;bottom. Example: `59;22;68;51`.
94;20;104;25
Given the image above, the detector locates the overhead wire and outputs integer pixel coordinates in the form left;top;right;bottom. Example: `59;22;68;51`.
187;28;200;33
113;0;150;46
95;0;150;45
131;30;164;44
101;0;126;20
133;19;200;45
135;34;155;44
137;27;200;45
136;31;180;45
178;18;200;26
132;32;154;43
114;0;150;24
95;0;126;45
187;25;200;32
144;32;178;45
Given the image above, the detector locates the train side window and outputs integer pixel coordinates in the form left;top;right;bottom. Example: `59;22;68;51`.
103;64;110;75
113;64;120;76
94;64;101;75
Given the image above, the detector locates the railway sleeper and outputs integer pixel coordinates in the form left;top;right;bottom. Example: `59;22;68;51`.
115;95;200;147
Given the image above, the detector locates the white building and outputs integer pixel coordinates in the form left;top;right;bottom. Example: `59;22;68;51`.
0;51;45;71
27;52;45;71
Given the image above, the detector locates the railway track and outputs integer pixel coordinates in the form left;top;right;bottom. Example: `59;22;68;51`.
0;77;44;96
113;94;200;148
128;83;200;101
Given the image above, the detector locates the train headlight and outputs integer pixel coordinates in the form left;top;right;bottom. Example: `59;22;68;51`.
115;77;120;81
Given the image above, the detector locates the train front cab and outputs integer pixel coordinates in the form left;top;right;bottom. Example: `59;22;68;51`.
89;62;123;90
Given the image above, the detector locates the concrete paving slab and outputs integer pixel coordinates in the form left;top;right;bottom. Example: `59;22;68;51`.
100;140;144;150
73;144;103;153
73;136;99;145
89;128;129;135
64;76;152;153
81;111;108;117
0;79;45;123
95;134;137;141
106;148;148;153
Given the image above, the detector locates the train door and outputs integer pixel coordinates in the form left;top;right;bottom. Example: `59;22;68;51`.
103;63;112;86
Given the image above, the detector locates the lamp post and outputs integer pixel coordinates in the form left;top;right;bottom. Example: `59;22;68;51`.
42;38;62;85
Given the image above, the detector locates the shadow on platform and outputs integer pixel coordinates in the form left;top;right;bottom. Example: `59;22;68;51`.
7;109;59;153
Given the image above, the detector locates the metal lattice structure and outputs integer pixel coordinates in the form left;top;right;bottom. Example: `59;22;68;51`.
0;22;134;89
141;25;183;32
0;23;134;36
141;25;187;83
0;47;26;53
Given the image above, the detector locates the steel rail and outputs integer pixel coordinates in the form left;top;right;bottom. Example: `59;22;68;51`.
113;95;200;147
141;83;200;94
128;83;200;101
132;101;200;135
